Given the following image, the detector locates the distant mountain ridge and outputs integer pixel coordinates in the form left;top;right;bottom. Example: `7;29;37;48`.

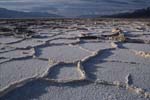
0;8;62;18
0;7;150;19
103;7;150;18
78;7;150;18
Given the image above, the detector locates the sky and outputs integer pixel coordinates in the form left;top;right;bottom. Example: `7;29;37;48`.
0;0;150;17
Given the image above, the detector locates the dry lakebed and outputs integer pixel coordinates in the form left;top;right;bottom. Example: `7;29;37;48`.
0;19;150;100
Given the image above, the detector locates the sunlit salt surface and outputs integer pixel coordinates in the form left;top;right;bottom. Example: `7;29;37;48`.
39;45;92;62
0;59;49;90
0;19;150;100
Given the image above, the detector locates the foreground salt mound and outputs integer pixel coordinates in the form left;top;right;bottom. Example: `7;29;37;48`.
39;45;92;63
0;59;49;90
1;80;146;100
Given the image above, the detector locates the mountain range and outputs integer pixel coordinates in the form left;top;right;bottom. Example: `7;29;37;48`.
0;8;62;18
0;7;150;19
78;7;150;18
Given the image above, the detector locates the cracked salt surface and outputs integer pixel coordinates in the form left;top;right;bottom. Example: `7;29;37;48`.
0;59;49;90
8;39;45;49
39;45;92;63
101;49;150;64
46;63;81;81
1;80;147;100
0;45;15;53
0;19;150;100
0;49;34;59
123;43;150;52
84;61;150;92
78;42;112;51
0;37;23;44
50;38;79;44
0;58;9;64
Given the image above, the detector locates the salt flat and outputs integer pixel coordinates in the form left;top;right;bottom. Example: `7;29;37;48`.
0;19;150;100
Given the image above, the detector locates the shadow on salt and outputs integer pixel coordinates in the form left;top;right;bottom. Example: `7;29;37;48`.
1;79;145;100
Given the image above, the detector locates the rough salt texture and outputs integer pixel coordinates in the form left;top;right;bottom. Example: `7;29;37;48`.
0;45;15;53
0;37;23;44
39;45;92;63
0;49;34;59
0;59;49;90
46;63;82;81
0;19;150;100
